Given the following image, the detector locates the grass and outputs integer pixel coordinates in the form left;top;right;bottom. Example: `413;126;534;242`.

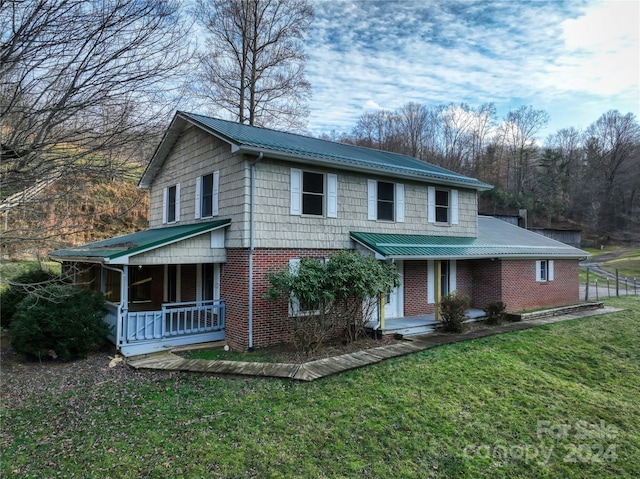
0;261;61;293
1;295;638;478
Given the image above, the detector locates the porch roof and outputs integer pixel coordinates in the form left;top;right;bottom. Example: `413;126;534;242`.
351;216;589;260
49;219;231;264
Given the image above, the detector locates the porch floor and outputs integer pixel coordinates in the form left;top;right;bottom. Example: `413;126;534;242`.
381;308;485;336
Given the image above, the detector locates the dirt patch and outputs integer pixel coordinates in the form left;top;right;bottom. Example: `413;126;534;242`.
0;335;172;410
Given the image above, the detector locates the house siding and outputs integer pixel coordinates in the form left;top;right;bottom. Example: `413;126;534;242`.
253;159;478;249
147;126;250;247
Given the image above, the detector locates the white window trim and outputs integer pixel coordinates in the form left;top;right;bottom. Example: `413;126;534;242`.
290;168;337;218
368;179;404;222
428;187;458;225
288;258;326;316
195;171;219;219
536;260;554;282
162;184;180;224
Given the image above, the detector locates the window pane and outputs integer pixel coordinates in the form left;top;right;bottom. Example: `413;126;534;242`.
167;185;176;223
378;201;394;221
435;206;448;223
435;189;449;206
303;172;324;194
201;173;213;217
303;193;323;216
378;181;394;201
203;263;215;301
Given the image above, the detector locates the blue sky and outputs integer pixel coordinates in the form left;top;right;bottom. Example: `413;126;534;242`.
304;0;639;140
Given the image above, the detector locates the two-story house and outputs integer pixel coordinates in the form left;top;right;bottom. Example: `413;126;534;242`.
50;112;588;356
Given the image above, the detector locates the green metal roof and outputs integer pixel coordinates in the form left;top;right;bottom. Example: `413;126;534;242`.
351;216;588;259
140;111;492;191
49;220;230;263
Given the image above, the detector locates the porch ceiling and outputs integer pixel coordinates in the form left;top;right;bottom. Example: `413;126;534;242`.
351;216;589;260
49;219;231;264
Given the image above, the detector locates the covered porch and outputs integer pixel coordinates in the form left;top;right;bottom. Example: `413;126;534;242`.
49;220;231;357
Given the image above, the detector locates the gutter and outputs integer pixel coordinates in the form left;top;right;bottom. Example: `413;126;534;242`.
248;152;264;351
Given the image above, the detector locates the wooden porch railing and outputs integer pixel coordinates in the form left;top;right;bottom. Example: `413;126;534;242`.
104;300;225;343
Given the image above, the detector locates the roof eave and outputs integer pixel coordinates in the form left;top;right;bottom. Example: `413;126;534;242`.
237;145;493;191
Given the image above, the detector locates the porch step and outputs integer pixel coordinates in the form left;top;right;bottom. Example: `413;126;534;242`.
380;325;437;337
507;302;605;322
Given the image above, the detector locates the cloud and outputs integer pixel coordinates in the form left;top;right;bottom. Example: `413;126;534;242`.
304;0;639;136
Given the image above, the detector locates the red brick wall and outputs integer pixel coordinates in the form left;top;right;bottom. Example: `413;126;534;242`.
471;259;503;309
500;259;579;311
455;261;473;300
403;261;434;315
222;248;340;351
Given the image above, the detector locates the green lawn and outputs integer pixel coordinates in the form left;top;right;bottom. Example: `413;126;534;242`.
1;296;639;478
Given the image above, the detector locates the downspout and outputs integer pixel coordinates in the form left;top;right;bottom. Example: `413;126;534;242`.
248;152;263;351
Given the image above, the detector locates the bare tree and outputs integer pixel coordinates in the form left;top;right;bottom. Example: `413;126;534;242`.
583;110;640;235
495;105;549;198
0;0;191;253
193;0;313;131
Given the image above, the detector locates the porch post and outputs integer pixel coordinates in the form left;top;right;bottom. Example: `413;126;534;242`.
435;261;441;321
121;265;129;342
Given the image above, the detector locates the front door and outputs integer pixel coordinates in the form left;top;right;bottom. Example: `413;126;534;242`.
384;260;403;319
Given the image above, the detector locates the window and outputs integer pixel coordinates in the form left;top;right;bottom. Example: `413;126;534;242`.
163;184;180;224
288;258;326;316
435;189;449;223
536;260;554;282
302;171;324;216
196;171;219;219
367;180;404;222
166;264;179;303
290;168;337;218
377;181;395;221
428;187;458;225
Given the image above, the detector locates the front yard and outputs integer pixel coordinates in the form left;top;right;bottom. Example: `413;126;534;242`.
1;295;638;478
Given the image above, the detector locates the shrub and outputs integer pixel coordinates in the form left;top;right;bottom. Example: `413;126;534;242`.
0;268;62;328
439;292;469;333
265;250;399;352
484;301;507;325
10;285;109;361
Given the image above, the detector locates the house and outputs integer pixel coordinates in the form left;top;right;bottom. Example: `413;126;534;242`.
49;111;588;356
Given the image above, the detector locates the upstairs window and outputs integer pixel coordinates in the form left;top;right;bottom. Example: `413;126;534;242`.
377;181;395;221
196;171;219;219
435;189;449;223
302;171;324;216
290;168;337;218
428;186;458;225
367;180;404;222
163;184;180;224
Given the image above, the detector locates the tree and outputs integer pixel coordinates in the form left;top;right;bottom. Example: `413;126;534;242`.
1;0;190;252
193;0;313;131
583;111;640;235
265;251;399;352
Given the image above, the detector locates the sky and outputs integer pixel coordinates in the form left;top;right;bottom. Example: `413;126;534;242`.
303;0;640;140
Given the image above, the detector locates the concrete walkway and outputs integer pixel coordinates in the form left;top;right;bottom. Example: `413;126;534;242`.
127;306;622;382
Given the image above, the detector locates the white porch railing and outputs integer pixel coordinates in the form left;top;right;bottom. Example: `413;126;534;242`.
105;302;121;343
125;300;226;342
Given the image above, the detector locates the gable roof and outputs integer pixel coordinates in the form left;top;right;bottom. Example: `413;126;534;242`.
49;220;230;264
139;111;493;191
350;216;588;260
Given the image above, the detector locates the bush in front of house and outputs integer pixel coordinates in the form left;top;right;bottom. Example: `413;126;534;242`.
439;292;469;333
483;301;507;325
0;268;62;328
265;250;400;353
10;285;110;361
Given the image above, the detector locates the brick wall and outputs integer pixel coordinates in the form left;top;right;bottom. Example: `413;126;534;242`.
500;259;579;311
403;261;433;316
471;259;579;312
472;259;503;309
